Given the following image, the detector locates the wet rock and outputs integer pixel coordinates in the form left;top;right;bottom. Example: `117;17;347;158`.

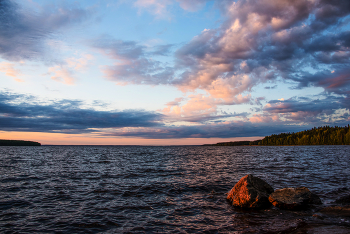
269;187;322;210
319;206;350;217
306;225;350;234
312;214;324;220
227;174;274;209
335;194;350;204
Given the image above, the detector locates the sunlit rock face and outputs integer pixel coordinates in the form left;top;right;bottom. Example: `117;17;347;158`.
269;187;322;210
227;174;274;209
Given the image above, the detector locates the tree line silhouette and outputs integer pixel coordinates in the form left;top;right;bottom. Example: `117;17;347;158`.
257;125;350;145
206;125;350;146
0;140;41;146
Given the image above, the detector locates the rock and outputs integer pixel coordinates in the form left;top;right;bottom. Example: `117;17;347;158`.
305;225;350;234
335;194;350;204
319;206;350;217
312;214;324;219
227;174;274;209
269;187;322;210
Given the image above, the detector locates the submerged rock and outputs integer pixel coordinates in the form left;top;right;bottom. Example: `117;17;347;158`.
227;174;274;209
335;194;350;204
319;206;350;217
269;187;322;210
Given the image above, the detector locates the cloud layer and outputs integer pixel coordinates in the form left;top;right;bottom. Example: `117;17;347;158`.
0;92;163;134
1;91;348;139
93;0;350;118
174;0;350;99
1;0;349;141
0;0;92;61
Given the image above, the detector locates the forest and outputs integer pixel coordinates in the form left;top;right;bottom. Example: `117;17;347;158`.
0;140;41;146
258;125;350;145
204;140;261;146
207;125;350;146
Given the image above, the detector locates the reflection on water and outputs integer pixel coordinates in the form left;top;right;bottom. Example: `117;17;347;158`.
0;145;349;233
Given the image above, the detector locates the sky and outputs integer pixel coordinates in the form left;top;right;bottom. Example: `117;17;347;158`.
1;0;350;145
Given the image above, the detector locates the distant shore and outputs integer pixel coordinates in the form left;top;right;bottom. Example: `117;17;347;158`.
204;125;350;146
0;140;41;146
203;140;261;146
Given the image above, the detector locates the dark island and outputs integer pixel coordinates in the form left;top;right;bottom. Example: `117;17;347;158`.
0;140;41;146
203;140;261;146
205;125;350;146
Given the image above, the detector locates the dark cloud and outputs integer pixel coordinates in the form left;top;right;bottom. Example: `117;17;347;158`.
291;68;350;101
90;37;144;60
89;0;350;111
103;121;314;139
168;0;350;106
0;92;163;133
2;90;347;139
263;96;347;122
175;112;249;123
0;0;92;61
90;36;175;85
151;44;174;56
176;0;211;12
264;85;277;89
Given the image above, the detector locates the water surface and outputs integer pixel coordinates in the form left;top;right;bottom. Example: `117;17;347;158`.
0;145;349;233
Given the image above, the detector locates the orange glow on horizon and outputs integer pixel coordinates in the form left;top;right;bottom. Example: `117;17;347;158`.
0;131;262;145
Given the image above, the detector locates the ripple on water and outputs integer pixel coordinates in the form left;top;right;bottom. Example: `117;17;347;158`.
0;145;349;233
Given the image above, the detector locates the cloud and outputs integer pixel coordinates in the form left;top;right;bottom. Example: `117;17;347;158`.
134;0;172;18
133;0;209;18
2;90;348;139
249;113;280;124
162;93;252;122
262;96;348;123
176;0;210;12
66;54;94;71
46;54;94;85
168;94;218;117
102;120;313;139
0;91;163;133
151;44;174;56
168;0;350;110
86;0;350;127
293;68;350;95
0;0;93;62
90;36;175;85
48;66;75;85
0;62;25;82
264;85;277;89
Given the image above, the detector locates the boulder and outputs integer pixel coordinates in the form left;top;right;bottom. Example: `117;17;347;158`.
269;187;322;210
227;174;274;209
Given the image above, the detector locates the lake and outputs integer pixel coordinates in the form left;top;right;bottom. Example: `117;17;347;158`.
0;145;349;233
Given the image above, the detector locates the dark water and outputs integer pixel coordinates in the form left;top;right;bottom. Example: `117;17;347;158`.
0;145;349;233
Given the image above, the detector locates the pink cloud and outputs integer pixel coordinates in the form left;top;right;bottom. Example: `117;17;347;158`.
319;73;350;89
250;113;280;123
176;0;208;12
47;54;93;85
133;0;208;18
163;94;218;118
48;66;75;85
66;54;94;71
0;62;21;77
133;0;172;18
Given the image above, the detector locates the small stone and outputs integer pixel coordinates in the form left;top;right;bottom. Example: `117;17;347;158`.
312;214;324;220
269;187;322;210
227;174;274;209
